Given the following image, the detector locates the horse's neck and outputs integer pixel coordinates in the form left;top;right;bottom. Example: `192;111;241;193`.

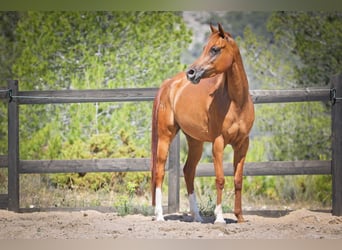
225;53;250;107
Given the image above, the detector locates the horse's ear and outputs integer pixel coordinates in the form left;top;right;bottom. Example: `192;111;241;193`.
210;23;218;33
218;23;225;38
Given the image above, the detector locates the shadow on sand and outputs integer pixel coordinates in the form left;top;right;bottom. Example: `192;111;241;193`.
164;213;236;224
164;209;296;224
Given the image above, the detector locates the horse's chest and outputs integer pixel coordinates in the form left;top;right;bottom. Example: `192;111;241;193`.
220;106;251;145
222;119;242;144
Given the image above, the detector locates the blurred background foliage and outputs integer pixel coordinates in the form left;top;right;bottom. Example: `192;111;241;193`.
0;11;341;212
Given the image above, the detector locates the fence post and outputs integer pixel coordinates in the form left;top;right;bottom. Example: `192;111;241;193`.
7;80;20;212
168;133;180;213
332;74;342;216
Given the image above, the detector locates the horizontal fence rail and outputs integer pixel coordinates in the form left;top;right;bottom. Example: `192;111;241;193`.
19;158;151;174
251;89;329;103
13;88;158;104
16;159;331;176
1;154;332;176
194;160;331;177
1;88;331;104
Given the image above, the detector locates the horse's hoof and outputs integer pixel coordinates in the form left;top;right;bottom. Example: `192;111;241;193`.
236;216;245;223
214;218;226;224
214;215;226;224
194;215;204;223
153;215;165;222
190;211;204;223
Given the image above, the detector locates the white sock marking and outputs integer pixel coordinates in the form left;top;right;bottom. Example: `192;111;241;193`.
154;187;164;221
189;193;203;222
214;204;225;224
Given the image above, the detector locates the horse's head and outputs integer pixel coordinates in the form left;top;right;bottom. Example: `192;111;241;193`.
186;23;235;84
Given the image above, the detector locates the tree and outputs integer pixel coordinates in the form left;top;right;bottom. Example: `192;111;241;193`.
183;12;272;64
0;11;192;205
267;12;342;86
13;11;191;91
207;12;272;39
0;12;21;80
237;12;338;206
0;12;22;154
238;12;338;161
0;11;192;161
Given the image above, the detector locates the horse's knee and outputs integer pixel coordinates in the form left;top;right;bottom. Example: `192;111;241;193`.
215;177;225;190
183;165;190;177
183;163;195;178
234;177;242;191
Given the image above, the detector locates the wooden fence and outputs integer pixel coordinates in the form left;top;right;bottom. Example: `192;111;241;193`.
0;75;341;215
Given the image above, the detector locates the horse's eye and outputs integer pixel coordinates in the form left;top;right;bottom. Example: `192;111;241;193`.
210;46;221;55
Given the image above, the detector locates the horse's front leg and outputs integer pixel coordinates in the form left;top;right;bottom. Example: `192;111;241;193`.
212;136;226;224
233;138;249;223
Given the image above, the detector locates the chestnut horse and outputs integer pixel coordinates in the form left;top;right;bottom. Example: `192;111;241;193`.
151;24;254;223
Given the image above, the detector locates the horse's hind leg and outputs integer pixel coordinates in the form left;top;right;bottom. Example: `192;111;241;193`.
233;138;249;223
183;135;204;222
153;132;178;221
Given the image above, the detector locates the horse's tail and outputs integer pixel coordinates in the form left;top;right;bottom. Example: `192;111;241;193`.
151;89;161;206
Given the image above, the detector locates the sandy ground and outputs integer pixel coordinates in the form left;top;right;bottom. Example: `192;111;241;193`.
0;208;341;239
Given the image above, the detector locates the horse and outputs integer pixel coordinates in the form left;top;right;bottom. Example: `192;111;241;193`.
151;23;255;223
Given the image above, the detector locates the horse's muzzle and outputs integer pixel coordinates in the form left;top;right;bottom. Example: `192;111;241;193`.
186;67;204;84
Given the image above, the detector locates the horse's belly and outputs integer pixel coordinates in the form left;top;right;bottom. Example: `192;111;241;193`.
175;112;212;142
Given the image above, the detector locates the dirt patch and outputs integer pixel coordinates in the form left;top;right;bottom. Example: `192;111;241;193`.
0;208;341;239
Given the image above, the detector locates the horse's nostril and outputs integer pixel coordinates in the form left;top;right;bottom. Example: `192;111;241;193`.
187;69;195;77
186;68;201;84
